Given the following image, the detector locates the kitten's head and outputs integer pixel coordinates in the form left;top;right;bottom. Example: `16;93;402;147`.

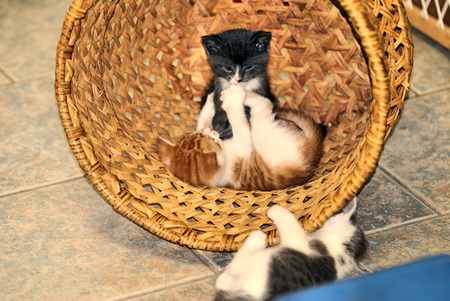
157;128;223;187
318;197;368;262
323;197;358;228
202;29;271;89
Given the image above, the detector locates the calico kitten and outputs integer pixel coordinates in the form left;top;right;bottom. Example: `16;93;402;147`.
157;85;324;190
215;198;368;301
197;29;278;140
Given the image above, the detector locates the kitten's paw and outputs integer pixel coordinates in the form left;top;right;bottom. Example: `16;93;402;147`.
221;85;246;111
244;91;271;110
243;230;267;250
215;270;236;291
222;85;246;98
267;205;292;222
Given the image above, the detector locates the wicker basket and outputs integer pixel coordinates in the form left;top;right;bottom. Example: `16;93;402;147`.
55;0;413;251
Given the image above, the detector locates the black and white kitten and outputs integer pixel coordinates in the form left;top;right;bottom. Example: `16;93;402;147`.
197;29;278;140
215;198;368;301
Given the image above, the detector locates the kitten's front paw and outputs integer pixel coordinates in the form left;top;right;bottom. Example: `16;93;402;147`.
244;230;267;250
221;85;246;111
267;205;292;221
243;91;268;108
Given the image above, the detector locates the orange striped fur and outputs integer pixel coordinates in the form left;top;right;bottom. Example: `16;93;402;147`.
157;128;223;187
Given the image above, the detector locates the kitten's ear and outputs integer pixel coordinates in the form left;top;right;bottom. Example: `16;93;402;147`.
251;30;272;53
342;197;358;217
201;35;222;55
156;136;176;168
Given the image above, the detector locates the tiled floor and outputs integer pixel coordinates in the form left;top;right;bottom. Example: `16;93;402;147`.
0;1;449;300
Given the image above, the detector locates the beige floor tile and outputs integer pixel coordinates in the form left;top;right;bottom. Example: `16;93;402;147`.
365;216;450;271
0;77;83;195
0;179;214;300
0;0;72;80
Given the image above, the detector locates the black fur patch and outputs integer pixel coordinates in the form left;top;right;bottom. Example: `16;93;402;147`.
350;212;358;225
214;290;256;301
267;247;337;300
344;227;368;263
318;124;328;138
309;239;329;256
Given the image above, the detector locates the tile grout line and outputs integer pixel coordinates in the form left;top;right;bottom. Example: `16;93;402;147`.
358;262;373;274
377;165;443;215
0;175;85;199
409;83;450;97
363;214;443;236
0;63;17;84
17;71;56;83
192;250;223;274
0;69;56;87
102;274;217;301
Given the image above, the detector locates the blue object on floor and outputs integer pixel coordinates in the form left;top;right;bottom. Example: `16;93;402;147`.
278;255;450;301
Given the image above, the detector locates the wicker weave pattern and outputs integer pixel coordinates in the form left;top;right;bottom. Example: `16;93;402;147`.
55;0;413;251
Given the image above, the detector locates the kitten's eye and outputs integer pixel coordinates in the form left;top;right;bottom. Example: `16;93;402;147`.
223;66;233;73
244;65;253;71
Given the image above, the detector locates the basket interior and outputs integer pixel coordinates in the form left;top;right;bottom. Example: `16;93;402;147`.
69;0;377;245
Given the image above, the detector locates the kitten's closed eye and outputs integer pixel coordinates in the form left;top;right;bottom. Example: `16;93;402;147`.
223;66;233;73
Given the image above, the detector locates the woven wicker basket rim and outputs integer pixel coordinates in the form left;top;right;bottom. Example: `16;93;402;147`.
55;0;413;251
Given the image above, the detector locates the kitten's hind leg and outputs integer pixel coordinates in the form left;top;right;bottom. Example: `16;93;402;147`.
237;230;267;255
244;93;302;170
267;205;312;253
225;231;267;272
216;230;266;291
243;91;273;118
225;230;267;272
222;230;267;273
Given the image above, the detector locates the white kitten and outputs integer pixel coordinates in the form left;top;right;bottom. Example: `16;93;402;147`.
215;198;368;301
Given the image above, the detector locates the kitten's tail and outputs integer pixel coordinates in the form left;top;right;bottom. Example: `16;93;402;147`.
276;108;325;174
275;108;326;142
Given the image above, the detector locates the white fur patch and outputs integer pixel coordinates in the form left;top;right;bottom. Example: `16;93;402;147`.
267;206;313;254
244;93;304;170
219;77;231;89
230;67;240;85
216;230;272;300
244;77;262;92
